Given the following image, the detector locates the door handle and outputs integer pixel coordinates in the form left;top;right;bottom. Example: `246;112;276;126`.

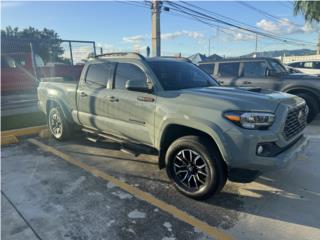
108;96;119;102
243;81;252;84
80;91;87;97
137;96;155;102
219;81;224;84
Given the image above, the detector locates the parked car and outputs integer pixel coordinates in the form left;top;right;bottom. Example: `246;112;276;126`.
38;53;307;199
287;60;320;75
284;65;303;74
1;52;84;93
199;57;320;122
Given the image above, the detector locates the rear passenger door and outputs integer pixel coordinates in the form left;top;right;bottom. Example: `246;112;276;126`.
238;61;275;89
77;62;114;131
107;62;156;145
215;62;240;86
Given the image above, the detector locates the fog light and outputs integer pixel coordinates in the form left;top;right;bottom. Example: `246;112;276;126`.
257;145;264;155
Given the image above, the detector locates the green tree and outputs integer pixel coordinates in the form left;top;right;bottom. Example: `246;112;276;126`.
294;0;320;23
1;26;67;63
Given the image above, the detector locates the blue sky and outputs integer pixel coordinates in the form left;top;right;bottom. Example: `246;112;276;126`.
1;1;319;57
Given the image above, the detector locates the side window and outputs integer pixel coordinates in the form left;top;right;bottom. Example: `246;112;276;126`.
34;54;45;67
313;61;320;69
1;56;17;68
303;62;313;69
199;63;214;74
289;62;300;68
114;63;147;90
243;61;267;77
218;62;240;77
85;63;110;87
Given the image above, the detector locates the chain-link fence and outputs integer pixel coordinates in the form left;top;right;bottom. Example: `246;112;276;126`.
1;38;96;93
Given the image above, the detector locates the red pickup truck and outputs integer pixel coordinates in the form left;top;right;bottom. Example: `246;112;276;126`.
1;52;84;93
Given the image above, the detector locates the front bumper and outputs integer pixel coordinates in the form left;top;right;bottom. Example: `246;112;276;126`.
222;101;308;175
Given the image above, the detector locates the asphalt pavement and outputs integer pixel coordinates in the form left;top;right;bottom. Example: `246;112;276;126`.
2;117;320;240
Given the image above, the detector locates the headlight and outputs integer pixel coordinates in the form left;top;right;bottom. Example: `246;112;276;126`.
224;111;275;130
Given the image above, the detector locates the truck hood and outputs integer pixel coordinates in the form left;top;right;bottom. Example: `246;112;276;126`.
180;86;303;112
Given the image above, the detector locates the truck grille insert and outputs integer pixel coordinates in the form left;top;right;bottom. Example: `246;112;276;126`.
283;104;307;140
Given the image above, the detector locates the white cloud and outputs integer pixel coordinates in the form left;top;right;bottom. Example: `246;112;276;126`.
161;30;204;41
256;18;319;35
123;35;145;43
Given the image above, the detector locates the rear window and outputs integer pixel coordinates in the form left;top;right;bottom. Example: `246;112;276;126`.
199;63;214;74
218;62;239;77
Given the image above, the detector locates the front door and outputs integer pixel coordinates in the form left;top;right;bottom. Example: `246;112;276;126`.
214;62;241;86
108;62;155;146
237;60;277;90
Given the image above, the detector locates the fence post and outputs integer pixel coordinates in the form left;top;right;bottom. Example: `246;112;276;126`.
68;41;74;65
30;42;39;82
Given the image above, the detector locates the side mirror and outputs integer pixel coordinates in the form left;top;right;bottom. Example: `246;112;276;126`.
125;80;153;93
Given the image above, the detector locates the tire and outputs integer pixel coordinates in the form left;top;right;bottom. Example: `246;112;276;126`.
165;135;226;200
48;106;71;140
296;93;319;123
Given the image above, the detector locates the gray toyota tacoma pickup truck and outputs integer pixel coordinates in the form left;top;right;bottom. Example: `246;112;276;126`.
38;52;307;199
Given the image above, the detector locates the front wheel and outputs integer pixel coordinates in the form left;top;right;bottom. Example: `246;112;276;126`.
296;93;318;123
165;136;226;200
48;106;71;140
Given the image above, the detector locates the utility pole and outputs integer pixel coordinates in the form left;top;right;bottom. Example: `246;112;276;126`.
317;32;320;55
152;0;161;56
254;34;258;57
208;39;211;56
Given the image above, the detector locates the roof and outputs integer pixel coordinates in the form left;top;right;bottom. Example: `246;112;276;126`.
199;57;276;64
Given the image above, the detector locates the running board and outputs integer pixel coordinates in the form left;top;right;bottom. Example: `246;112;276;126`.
81;128;156;157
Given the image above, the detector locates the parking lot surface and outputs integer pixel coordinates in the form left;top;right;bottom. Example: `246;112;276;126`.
2;118;320;240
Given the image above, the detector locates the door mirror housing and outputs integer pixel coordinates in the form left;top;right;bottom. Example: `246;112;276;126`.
125;80;153;93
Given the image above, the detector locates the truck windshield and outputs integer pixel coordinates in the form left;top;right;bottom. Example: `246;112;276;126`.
148;60;218;90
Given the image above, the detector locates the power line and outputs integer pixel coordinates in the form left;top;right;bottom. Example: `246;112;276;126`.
237;1;303;27
164;1;315;46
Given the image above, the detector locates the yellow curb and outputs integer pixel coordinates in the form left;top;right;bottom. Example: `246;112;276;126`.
1;135;19;145
39;129;51;139
1;125;47;137
28;138;234;240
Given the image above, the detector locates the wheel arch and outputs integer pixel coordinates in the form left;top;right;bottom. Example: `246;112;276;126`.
283;86;320;111
158;124;228;172
46;98;73;123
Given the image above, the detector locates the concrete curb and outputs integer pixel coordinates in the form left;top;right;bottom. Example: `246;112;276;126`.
1;125;48;146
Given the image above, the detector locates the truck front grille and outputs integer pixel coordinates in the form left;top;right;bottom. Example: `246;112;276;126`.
283;103;307;140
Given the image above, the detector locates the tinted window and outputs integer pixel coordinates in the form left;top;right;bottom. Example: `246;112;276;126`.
114;63;146;90
199;63;214;74
218;62;239;77
86;63;110;86
288;62;301;68
269;59;287;73
303;62;313;68
313;61;320;69
243;61;267;77
148;60;218;90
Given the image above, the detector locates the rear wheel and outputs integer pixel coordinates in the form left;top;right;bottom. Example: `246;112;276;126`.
165;136;226;200
48;106;71;140
295;93;318;123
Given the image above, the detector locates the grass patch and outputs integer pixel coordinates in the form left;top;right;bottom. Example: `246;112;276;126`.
1;112;46;131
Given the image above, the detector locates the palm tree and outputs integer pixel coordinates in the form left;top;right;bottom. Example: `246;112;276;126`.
294;0;320;22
